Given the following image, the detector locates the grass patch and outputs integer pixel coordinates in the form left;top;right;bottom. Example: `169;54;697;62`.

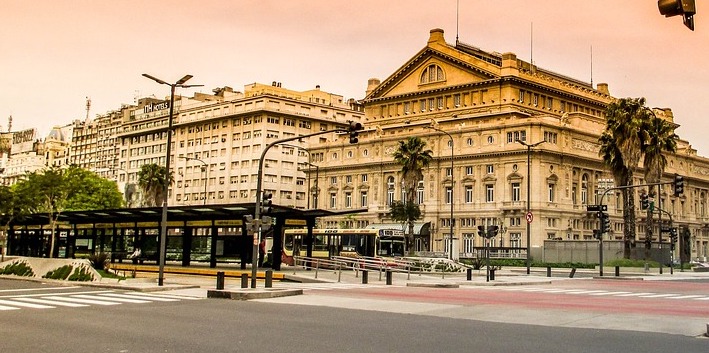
97;269;126;280
44;265;73;280
68;267;93;281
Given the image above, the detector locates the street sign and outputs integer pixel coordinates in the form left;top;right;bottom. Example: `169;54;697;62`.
525;211;533;224
586;204;607;212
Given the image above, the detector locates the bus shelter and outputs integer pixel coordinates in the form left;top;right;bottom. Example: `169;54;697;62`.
3;203;364;271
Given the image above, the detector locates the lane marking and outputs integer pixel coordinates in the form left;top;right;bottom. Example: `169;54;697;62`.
0;299;54;309
638;294;679;298
0;304;21;311
588;291;632;296
42;296;121;306
14;297;88;307
0;290;115;299
0;286;81;293
614;292;655;297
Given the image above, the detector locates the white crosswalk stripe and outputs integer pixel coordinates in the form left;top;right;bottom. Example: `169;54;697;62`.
477;286;709;301
0;290;202;312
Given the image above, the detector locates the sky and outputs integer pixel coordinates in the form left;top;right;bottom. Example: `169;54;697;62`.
2;0;708;155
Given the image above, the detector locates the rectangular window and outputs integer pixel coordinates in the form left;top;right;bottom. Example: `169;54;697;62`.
420;100;426;112
465;186;473;203
361;174;368;183
548;184;555;202
446;168;452;177
486;165;494;174
345;175;352;183
360;191;368;207
330;193;337;209
454;94;461;107
331;176;337;185
445;187;453;204
404;102;411;114
486;185;494;202
345;192;352;208
519;89;525;103
512;183;521;202
436;97;443;109
465;166;473;175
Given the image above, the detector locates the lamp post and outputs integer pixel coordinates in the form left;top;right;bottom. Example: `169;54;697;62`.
516;139;545;275
427;125;454;260
179;156;208;205
142;73;202;286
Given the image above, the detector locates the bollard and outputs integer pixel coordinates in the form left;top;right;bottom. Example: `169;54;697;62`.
546;266;552;277
240;273;248;288
569;268;576;278
489;269;495;281
265;270;273;288
385;270;392;285
615;266;620;277
216;271;225;290
362;270;368;284
466;268;472;281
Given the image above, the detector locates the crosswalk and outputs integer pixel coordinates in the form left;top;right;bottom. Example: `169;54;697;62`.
478;286;709;301
0;290;202;311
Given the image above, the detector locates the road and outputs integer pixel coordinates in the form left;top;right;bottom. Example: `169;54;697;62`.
2;276;708;352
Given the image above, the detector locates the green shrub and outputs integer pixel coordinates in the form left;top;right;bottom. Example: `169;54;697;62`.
1;261;35;276
44;265;73;280
88;252;109;271
68;267;93;281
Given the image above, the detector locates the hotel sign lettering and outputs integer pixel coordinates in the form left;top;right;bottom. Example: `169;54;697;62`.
143;101;170;114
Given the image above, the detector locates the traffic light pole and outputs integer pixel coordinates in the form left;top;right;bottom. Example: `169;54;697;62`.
597;180;676;276
250;128;349;288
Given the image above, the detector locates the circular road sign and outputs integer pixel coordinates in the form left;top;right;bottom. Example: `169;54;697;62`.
525;211;533;224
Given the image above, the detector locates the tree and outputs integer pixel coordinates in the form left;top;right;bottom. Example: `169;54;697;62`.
137;163;173;207
599;98;650;258
389;200;421;235
10;166;124;258
641;112;678;255
63;166;124;210
392;136;432;251
13;167;70;258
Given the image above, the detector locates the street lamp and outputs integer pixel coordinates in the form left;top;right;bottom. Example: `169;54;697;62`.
426;124;454;260
516;139;545;275
142;73;203;286
179;156;208;205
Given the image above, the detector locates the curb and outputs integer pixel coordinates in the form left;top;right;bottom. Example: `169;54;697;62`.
592;276;644;281
462;280;553;287
406;282;459;288
207;288;303;300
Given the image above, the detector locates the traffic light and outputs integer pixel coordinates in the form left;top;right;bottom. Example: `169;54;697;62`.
347;121;363;144
487;225;499;239
640;193;649;210
658;0;696;31
670;228;678;250
261;191;273;215
477;225;485;238
599;212;611;233
244;215;258;233
673;175;685;196
261;215;273;231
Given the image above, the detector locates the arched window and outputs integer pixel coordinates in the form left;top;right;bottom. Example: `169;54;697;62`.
387;176;395;206
420;64;445;84
581;174;589;205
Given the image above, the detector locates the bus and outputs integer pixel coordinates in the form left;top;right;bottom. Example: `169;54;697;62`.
282;228;406;262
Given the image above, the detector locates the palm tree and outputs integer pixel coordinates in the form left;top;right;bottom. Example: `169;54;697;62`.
599;97;650;258
137;163;173;207
392;136;433;251
641;112;678;254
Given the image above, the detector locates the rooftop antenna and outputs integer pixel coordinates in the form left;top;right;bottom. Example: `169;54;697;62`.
590;45;594;86
455;0;460;45
85;97;91;122
530;22;534;66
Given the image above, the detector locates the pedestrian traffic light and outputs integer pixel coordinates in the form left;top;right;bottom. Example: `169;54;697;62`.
477;225;485;238
347;121;363;144
261;192;273;215
673;175;684;196
658;0;696;31
593;229;602;240
244;215;258;233
640;193;649;210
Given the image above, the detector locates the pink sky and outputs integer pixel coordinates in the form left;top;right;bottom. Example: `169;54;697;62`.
2;0;708;155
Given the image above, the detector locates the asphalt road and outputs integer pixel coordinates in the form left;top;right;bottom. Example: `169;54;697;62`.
1;284;707;353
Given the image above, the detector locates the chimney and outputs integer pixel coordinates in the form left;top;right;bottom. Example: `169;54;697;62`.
428;28;445;44
366;78;381;96
596;83;609;95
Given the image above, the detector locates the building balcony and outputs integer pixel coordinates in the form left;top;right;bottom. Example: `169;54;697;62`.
501;201;526;211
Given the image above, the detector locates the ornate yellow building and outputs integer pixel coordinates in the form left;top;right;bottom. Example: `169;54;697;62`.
312;29;709;262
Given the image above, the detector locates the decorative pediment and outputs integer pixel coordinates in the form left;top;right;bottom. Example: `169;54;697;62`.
507;172;523;181
482;174;497;183
460;176;475;184
547;173;559;183
366;48;500;101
